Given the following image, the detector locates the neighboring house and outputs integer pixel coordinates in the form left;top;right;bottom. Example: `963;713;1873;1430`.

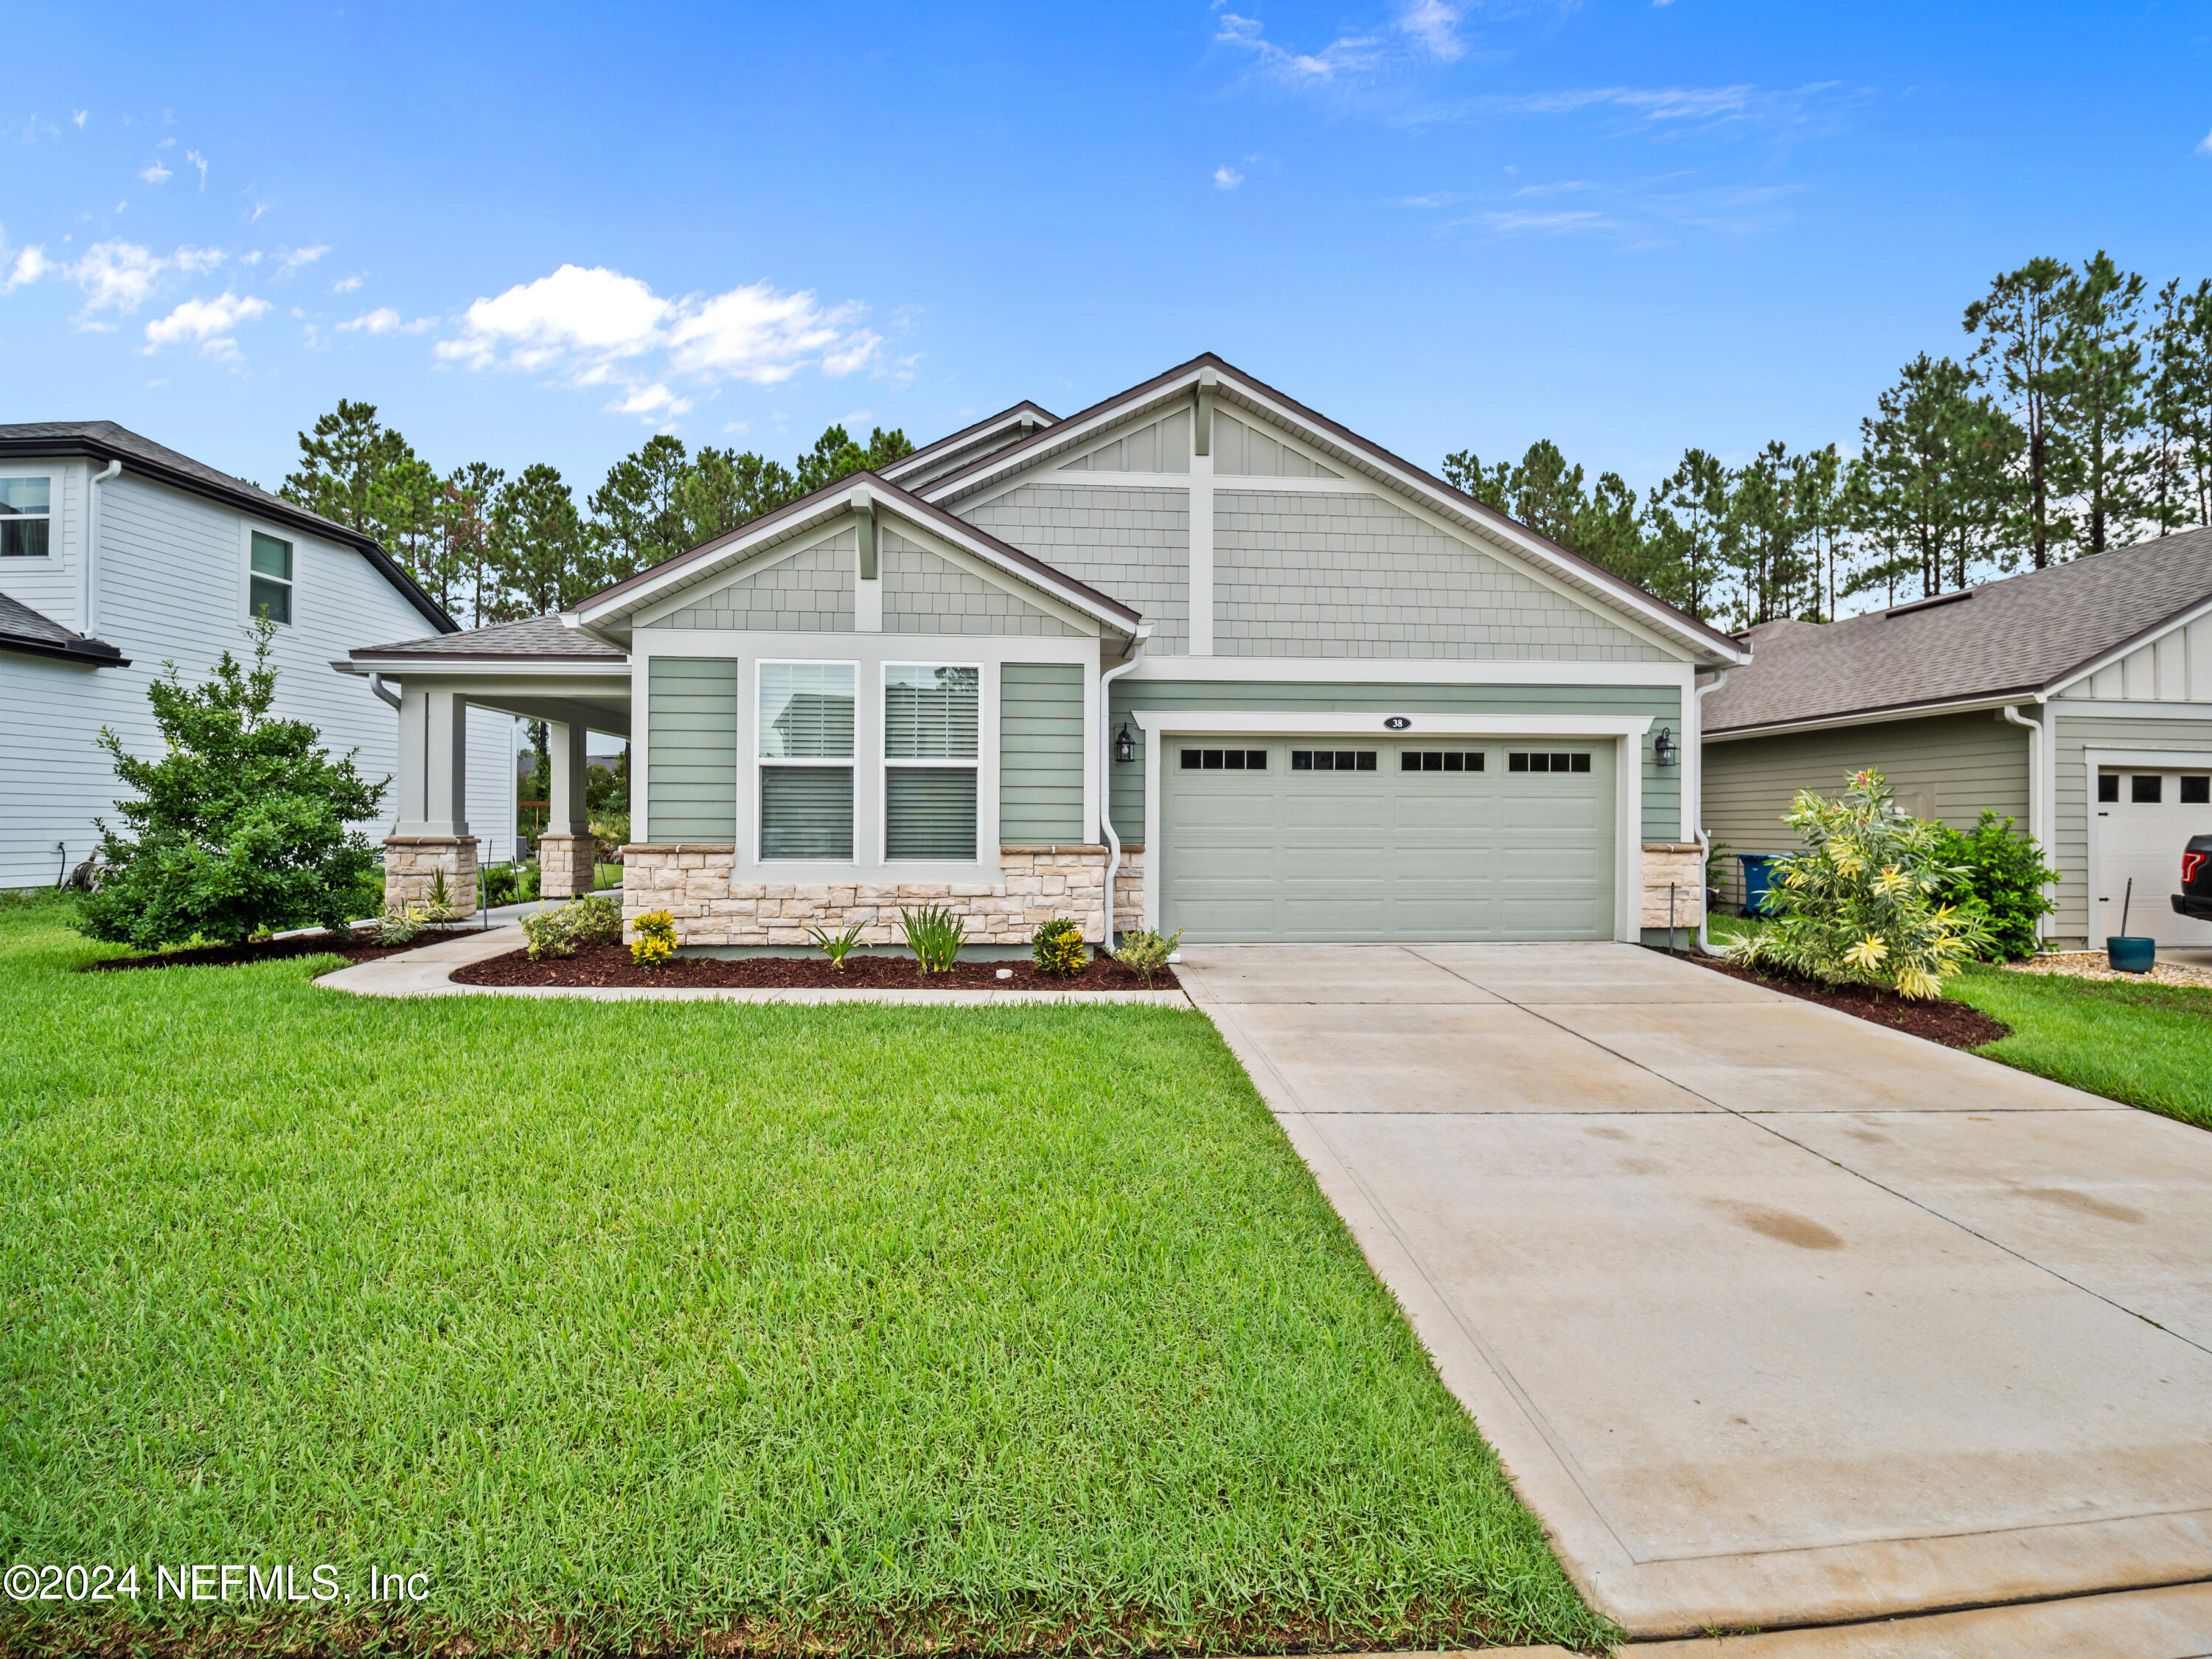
341;355;1746;944
1702;526;2212;948
0;422;516;890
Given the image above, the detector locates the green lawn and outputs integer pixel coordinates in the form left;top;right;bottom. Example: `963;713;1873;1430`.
1705;912;2212;1131
0;893;1610;1656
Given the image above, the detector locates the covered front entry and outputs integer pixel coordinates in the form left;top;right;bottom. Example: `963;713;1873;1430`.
1160;737;1615;942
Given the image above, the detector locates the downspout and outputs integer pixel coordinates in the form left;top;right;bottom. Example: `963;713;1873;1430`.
1099;624;1153;950
1692;667;1730;954
2000;701;2048;944
82;459;122;639
369;672;402;711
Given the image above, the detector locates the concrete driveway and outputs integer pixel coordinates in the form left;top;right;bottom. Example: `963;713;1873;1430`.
1178;942;2212;1644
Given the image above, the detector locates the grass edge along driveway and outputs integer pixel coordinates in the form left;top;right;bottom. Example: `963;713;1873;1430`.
0;895;1614;1658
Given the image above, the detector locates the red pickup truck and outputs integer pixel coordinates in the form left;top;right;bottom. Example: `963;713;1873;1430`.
2177;834;2212;923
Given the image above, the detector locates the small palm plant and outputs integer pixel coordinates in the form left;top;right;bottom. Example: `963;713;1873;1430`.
805;920;870;970
1723;768;1990;998
898;904;967;975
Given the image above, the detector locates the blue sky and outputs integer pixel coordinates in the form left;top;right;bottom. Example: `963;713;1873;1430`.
4;1;2209;501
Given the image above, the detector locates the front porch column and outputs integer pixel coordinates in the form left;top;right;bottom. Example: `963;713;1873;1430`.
383;684;478;915
537;720;596;900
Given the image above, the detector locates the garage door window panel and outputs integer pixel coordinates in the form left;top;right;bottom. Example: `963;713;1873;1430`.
885;664;979;861
759;661;857;860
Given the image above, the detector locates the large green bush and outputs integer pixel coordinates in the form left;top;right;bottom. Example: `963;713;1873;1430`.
1929;810;2059;961
77;623;387;950
1723;768;1990;998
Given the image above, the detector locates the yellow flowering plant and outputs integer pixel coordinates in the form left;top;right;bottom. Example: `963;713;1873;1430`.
629;909;678;970
1723;768;1991;999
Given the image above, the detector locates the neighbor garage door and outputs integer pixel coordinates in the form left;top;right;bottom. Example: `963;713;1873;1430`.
1160;738;1615;942
2096;761;2212;947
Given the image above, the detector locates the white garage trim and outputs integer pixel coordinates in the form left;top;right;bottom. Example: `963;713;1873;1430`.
1132;709;1652;942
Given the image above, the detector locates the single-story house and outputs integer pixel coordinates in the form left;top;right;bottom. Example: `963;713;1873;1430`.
1701;526;2212;947
341;355;1747;947
0;421;518;890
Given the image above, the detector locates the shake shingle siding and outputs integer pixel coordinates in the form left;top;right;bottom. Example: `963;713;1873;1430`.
959;484;1189;653
881;529;1077;636
1214;490;1668;661
652;533;856;632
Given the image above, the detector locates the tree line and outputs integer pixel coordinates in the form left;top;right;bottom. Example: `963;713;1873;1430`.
279;405;915;627
1444;254;2212;626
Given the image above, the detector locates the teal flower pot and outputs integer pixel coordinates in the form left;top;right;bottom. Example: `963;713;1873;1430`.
2106;936;2156;974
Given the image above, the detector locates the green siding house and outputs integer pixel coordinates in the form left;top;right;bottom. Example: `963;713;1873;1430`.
1701;527;2212;948
342;356;1745;947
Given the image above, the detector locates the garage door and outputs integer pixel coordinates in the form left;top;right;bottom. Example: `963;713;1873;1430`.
1160;738;1615;942
2096;762;2212;946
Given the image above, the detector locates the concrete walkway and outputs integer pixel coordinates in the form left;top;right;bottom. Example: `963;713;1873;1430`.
315;924;1190;1005
1177;942;2212;1644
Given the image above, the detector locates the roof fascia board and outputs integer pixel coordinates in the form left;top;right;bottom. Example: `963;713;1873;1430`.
879;402;1059;482
2042;588;2212;698
0;432;455;633
1705;693;2031;742
922;372;1205;504
0;633;131;667
337;655;630;678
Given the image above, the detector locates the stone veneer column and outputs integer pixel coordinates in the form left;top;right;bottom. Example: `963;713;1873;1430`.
1640;842;1705;931
536;833;597;900
383;835;480;917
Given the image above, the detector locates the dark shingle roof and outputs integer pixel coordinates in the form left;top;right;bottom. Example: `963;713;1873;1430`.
0;421;455;633
1705;528;2212;734
352;615;625;661
0;590;128;665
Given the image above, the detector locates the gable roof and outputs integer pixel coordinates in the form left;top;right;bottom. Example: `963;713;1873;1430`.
917;352;1747;666
0;591;129;667
568;467;1141;640
1704;526;2212;736
0;421;456;633
350;614;627;664
877;402;1058;488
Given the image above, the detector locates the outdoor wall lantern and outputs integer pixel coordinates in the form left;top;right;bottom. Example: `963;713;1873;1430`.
1115;721;1136;763
1652;726;1679;768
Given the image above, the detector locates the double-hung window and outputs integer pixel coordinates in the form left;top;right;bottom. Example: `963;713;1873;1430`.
249;531;293;624
884;664;979;860
0;477;52;557
758;661;855;860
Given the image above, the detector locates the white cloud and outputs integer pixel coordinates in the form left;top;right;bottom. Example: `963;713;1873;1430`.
439;263;883;410
50;240;226;315
139;159;173;185
1214;164;1245;189
335;307;435;336
1;233;52;293
186;149;207;189
142;291;270;357
332;273;365;293
1215;12;1382;82
278;244;329;276
1397;0;1465;60
2198;128;2212;156
240;249;263;265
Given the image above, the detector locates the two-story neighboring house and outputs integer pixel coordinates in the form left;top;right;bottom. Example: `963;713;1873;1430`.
0;422;516;891
340;356;1747;945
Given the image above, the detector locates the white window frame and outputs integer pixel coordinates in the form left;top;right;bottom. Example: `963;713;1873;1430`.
882;659;984;864
0;473;55;559
246;525;295;626
754;657;859;863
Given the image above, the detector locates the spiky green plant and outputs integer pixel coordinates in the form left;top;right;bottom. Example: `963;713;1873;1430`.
804;919;870;970
1723;768;1991;998
898;904;967;975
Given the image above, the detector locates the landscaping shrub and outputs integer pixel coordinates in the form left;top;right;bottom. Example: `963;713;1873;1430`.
1723;768;1990;998
899;903;967;974
1030;916;1088;975
1110;925;1185;988
520;908;577;961
76;622;387;950
630;909;677;969
1930;810;2059;961
564;892;622;947
804;919;869;969
480;862;541;908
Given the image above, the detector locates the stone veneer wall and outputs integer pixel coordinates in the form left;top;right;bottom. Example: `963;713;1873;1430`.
383;835;479;916
1640;843;1705;928
622;845;1145;947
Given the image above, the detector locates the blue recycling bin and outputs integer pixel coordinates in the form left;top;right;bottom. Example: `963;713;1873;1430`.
1739;854;1781;917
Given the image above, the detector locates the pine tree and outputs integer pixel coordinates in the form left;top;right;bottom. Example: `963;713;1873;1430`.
2051;251;2150;554
1964;258;2076;568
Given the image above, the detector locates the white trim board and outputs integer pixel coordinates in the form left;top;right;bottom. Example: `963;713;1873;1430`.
1131;709;1651;942
2053;699;2212;720
1130;655;1691;689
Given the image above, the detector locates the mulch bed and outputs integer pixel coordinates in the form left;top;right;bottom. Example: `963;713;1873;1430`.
1657;948;2011;1048
453;942;1180;993
83;928;437;974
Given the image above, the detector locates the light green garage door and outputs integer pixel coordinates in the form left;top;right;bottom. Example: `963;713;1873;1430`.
1160;739;1615;942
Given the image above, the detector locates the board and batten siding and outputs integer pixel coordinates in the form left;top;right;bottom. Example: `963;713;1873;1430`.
2049;708;2212;942
1107;679;1680;845
645;657;739;841
1701;712;2029;905
999;662;1085;841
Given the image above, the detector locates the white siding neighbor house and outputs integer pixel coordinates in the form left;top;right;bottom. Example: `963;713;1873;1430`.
344;356;1747;944
0;422;515;891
